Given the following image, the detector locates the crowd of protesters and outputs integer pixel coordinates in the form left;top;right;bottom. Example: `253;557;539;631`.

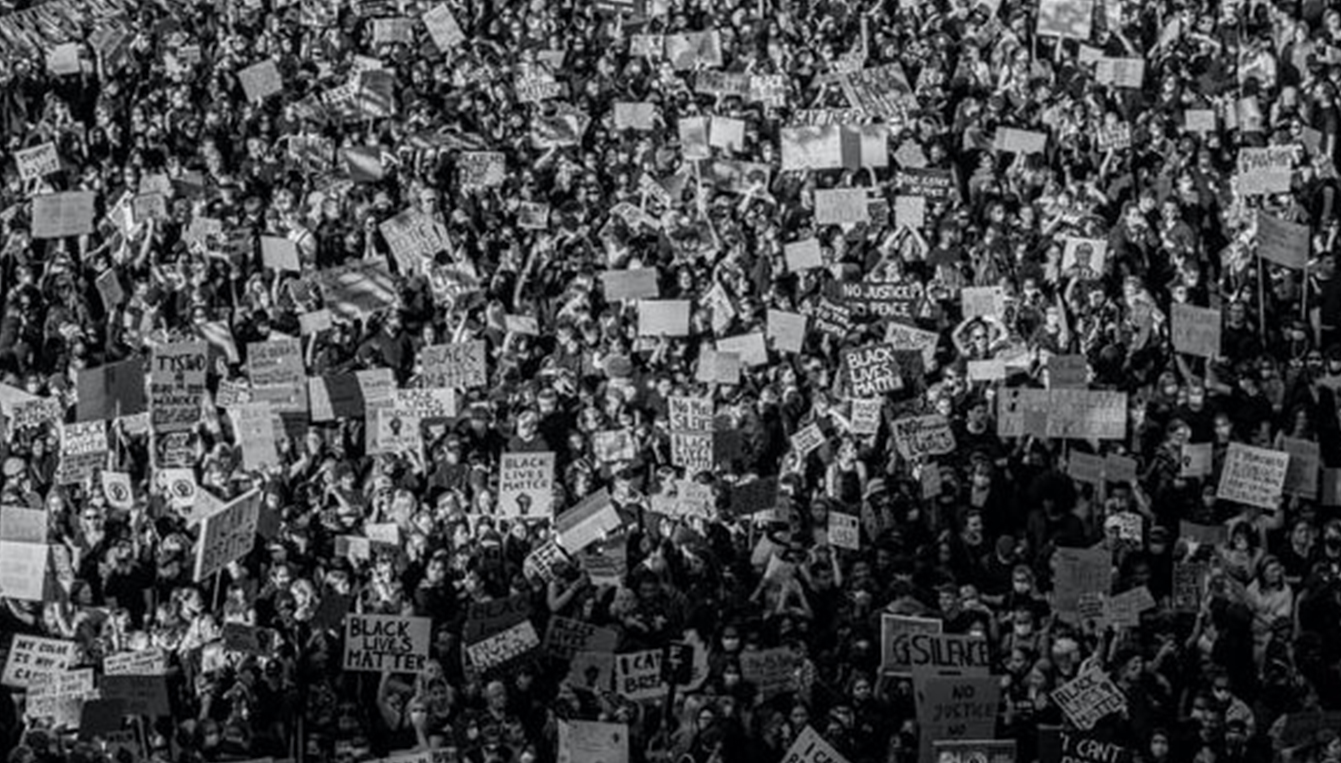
3;0;1341;762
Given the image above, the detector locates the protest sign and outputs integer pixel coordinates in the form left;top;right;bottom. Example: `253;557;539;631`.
1068;452;1105;484
638;300;691;336
523;540;567;583
780;726;850;763
460;151;507;188
593;429;635;463
1046;354;1088;388
894;194;926;229
602;269;659;301
558;720;628;763
665;31;723;69
1180;442;1213;477
423;4;465;50
2;636;76;688
814;188;870;225
1044;390;1127;440
750;74;787;106
903;633;991;677
828;512;860;550
615;650;667;701
784;239;824;271
842;344;903;397
1172;303;1222;358
15;142;60;181
25;668;94;728
421;342;487;389
231;402;280;470
239;59;283;102
897;168;954;199
1051;667;1128;730
1180;521;1228;547
76;359;146;422
850;398;882;435
31;191;96;239
1217;443;1289;510
933;740;1017;763
499;452;556;519
544;617;620;661
151;341;207;432
467;620;541;673
916;676;1001;760
1256;212;1309;268
96;269;124;309
0;540;47;601
995;128;1047;154
891;415;955;460
1186;109;1217;133
709;116;746;151
717;332;768;367
193;490;261;582
790;422;826;460
696;350;741;385
102;673;170;717
1282;437;1320;499
1237;147;1294;196
103;649;167;676
344;613;432;672
58;420;108;485
517;202;549;230
380;209;449;272
740;648;798;699
0;507;46;544
1173;562;1209;613
556;489;622;553
1061;237;1107;278
319;261;399;320
838;280;923;320
1036;0;1093;38
1053;546;1113;616
767;310;808;354
843;63;916;123
1095;58;1145;88
10;398;62;431
961;286;1006;320
614;102;657;131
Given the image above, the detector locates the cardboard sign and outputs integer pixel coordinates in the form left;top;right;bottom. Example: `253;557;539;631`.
1046;354;1088;388
25;668;94;727
916;676;1001;760
843;344;903;397
603;269;660;301
151;341;208;433
380;209;450;273
58;420;108;485
421;342;487;389
790;422;826;459
615;650;667;701
892;415;956;460
231;402;280;470
828;512;860;550
2;636;76;688
696;350;741;385
850;398;882;435
193;490;261;581
814;188;871;225
717;332;768;367
784;238;824;271
544;617;620;661
10;398;67;432
15;142;60;181
1054;546;1113;616
638;300;691;337
838;280;923;321
1051;667;1128;730
995;128;1047;154
500;452;556;518
101;674;170;717
0;541;46;601
1172;562;1209;612
344;614;432;672
1282;437;1320;499
558;720;629;763
0;507;47;544
904;633;991;677
1180;442;1213;478
460;151;506;188
556;489;622;553
467;620;541;672
614;102;657;131
739;648;798;699
1171;303;1222;357
103;649;167;676
1256;211;1309;268
767;310;808;354
423;4;466;50
1237;147;1294;196
961;286;1006;320
1095;58;1145;88
780;726;851;763
1037;0;1094;39
31;191;96;239
238;59;283;102
1217;443;1289;510
523;540;567;583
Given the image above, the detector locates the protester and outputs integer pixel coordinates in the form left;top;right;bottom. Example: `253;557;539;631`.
1;0;1341;762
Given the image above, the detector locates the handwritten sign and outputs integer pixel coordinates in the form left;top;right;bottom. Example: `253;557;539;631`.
828;512;860;550
1217;443;1289;510
1172;303;1222;357
466;619;540;673
15;143;60;181
1238;147;1295;196
814;188;871;225
916;676;1001;761
238;59;283;102
1283;437;1320;499
193;490;261;582
421;342;486;389
1052;667;1128;730
892;415;956;460
2;636;76;688
500;452;556;518
1256;211;1309;268
615;649;667;701
31;191;96;239
344;614;432;673
843;344;903;397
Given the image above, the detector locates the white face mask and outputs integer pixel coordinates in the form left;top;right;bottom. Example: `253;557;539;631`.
1013;582;1030;594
